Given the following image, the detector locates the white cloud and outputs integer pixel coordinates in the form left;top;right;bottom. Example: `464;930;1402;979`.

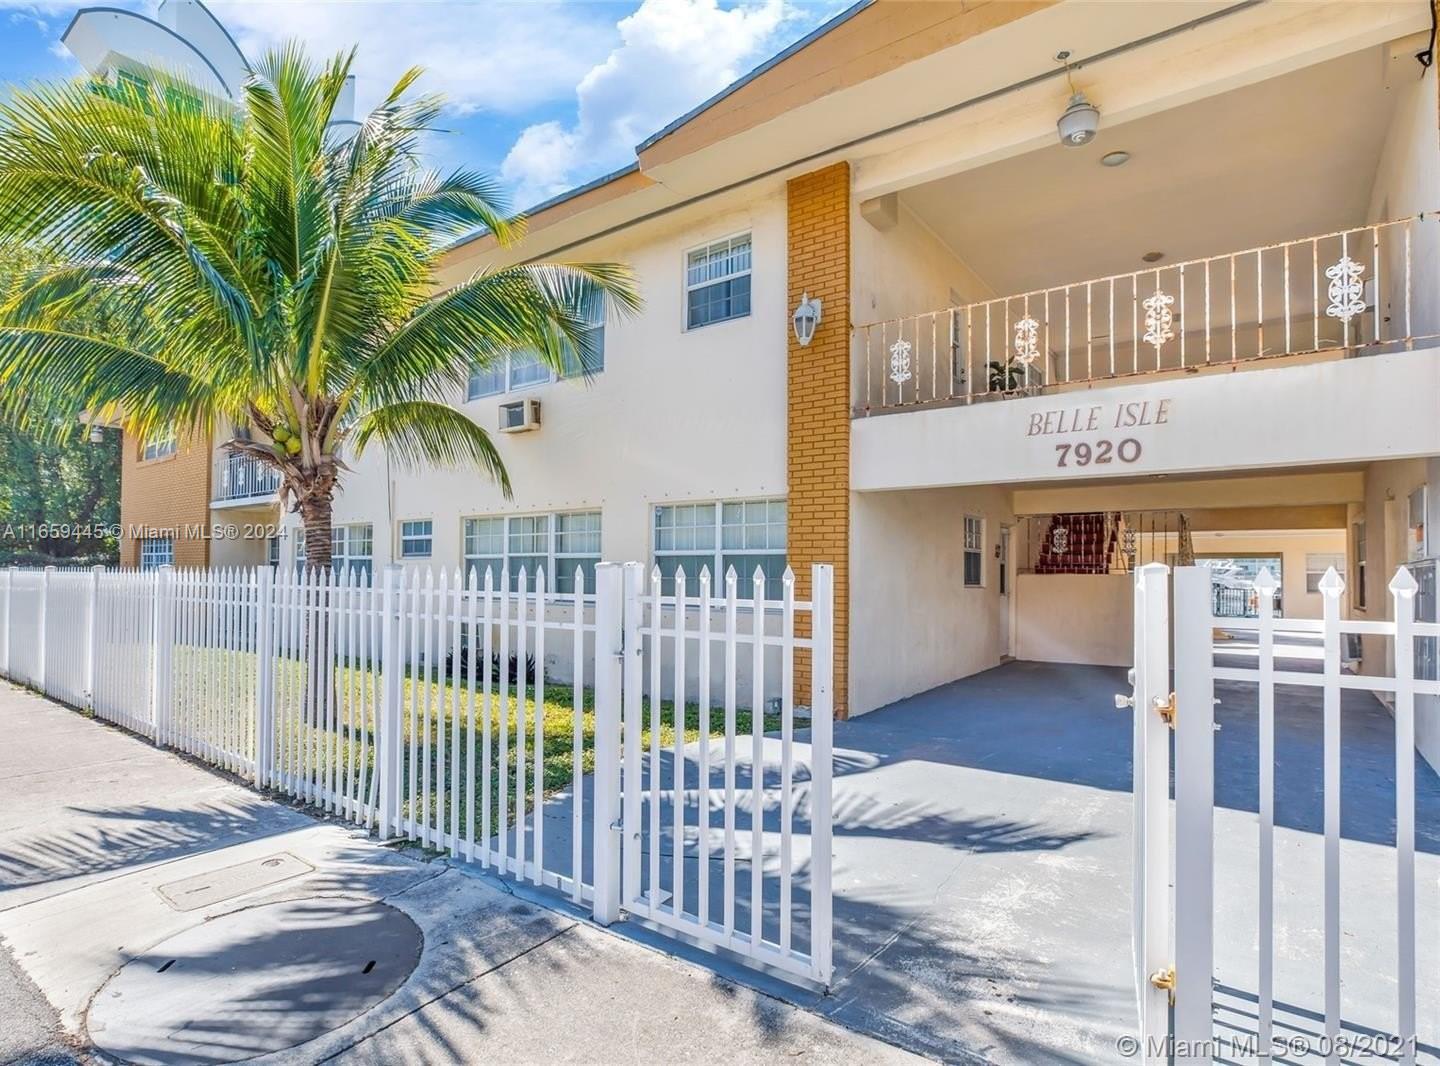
206;1;619;117
500;0;825;208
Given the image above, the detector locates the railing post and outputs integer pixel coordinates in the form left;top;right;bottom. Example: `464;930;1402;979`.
809;563;835;986
377;564;404;839
1173;565;1215;1064
37;565;54;695
253;566;274;788
620;561;644;908
591;562;623;926
84;565;103;710
2;565;15;678
150;565;175;745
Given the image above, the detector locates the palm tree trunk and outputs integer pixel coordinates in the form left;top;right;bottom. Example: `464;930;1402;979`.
299;492;334;570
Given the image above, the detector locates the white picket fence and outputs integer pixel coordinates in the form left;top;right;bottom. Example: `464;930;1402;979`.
1128;563;1427;1065
0;560;835;986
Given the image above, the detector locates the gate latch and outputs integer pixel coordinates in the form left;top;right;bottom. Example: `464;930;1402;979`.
1149;966;1176;1006
1152;692;1176;729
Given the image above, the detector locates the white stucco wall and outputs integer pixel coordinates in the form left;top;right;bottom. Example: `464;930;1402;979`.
848;484;1014;715
1014;573;1132;667
854;348;1440;492
275;190;789;576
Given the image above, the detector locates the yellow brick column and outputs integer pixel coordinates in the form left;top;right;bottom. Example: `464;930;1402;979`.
786;162;850;718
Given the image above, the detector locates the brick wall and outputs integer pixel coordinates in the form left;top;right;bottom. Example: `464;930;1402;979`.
786;162;850;717
118;429;213;567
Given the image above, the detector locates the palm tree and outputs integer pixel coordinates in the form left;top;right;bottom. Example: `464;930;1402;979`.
0;46;638;569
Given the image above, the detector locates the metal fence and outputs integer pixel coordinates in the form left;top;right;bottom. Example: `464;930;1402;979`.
855;213;1440;415
0;560;835;986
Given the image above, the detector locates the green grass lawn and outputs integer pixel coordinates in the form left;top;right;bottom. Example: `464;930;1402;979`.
168;646;781;838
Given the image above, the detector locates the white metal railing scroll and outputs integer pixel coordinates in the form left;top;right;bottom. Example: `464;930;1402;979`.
855;213;1440;415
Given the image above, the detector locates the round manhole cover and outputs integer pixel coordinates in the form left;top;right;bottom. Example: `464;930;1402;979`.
87;898;422;1065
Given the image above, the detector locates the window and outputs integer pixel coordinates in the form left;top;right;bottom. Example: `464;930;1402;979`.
1353;520;1368;609
467;303;606;399
654;498;786;599
140;537;173;570
963;516;985;588
1306;553;1346;594
141;431;177;462
400;519;433;559
685;233;751;329
115;69;152;111
1408;486;1427;561
463;511;601;594
267;536;281;568
331;524;374;580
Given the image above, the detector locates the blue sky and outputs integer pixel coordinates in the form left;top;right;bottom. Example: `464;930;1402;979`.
0;0;852;211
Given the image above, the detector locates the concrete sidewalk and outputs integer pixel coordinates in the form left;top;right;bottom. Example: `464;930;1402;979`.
0;683;920;1065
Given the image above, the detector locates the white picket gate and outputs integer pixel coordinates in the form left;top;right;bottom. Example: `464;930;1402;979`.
1127;563;1426;1065
0;559;834;987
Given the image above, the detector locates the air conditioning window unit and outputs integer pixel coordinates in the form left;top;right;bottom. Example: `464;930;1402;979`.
498;398;541;433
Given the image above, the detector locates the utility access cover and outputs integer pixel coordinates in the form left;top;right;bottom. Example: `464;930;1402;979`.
87;897;422;1065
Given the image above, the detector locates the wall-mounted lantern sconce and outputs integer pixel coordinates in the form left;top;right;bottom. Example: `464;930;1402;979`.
792;292;823;346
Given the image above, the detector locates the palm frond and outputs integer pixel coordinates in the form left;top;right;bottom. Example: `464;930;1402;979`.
350;400;510;496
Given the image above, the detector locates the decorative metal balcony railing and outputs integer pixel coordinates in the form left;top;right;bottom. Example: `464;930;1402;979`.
215;451;280;502
853;214;1440;415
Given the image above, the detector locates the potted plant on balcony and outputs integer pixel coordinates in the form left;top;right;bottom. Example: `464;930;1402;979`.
987;358;1031;396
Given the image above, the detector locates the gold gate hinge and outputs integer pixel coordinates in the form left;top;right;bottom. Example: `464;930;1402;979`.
1149;966;1176;1006
1152;692;1176;729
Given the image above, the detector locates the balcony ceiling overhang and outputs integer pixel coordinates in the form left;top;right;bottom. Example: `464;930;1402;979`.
896;45;1408;296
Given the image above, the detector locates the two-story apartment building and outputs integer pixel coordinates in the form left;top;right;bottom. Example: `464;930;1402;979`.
105;1;1440;746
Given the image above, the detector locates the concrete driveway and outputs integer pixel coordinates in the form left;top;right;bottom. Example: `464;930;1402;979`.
541;657;1440;1064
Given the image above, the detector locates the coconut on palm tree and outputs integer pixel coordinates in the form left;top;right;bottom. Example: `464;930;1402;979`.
0;46;638;569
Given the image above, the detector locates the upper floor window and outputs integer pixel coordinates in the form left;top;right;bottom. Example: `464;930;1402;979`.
654;497;785;598
686;233;751;330
141;430;177;462
399;519;433;559
463;510;601;594
140;536;173;570
1305;553;1346;594
467;304;606;400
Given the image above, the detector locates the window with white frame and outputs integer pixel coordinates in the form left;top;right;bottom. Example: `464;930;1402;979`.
141;430;176;461
467;304;606;400
140;536;173;570
685;233;751;329
463;511;600;593
963;516;985;588
399;519;433;559
653;498;785;599
1306;553;1346;594
267;536;281;568
331;524;374;580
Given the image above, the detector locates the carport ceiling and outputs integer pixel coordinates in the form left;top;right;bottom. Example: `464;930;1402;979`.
900;47;1400;297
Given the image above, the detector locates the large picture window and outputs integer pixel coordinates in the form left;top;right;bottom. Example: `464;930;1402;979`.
331;524;374;580
685;233;751;329
653;497;785;599
463;511;601;594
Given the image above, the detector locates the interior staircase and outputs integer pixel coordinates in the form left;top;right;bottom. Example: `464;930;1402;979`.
1035;512;1119;574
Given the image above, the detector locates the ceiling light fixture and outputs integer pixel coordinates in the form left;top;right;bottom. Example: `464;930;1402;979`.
1100;150;1130;167
1141;251;1165;263
1055;51;1100;147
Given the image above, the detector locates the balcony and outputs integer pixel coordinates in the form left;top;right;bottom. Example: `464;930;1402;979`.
213;452;280;504
850;216;1440;492
853;215;1440;417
